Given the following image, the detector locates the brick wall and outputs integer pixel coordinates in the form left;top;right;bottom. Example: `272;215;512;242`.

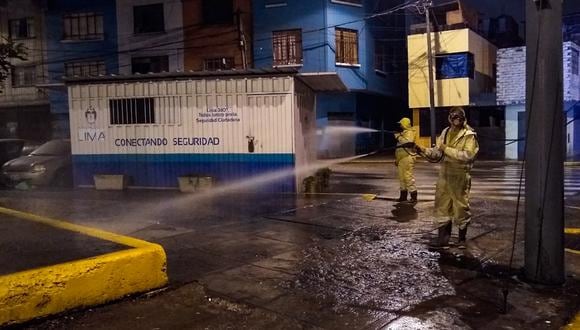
497;42;580;105
496;47;526;105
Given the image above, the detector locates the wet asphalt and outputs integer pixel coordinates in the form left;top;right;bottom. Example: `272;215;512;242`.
1;161;580;329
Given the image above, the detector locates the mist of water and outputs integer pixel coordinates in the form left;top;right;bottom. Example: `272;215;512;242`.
317;126;379;136
127;152;376;222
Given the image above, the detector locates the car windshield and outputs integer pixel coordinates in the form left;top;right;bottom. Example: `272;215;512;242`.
31;140;70;156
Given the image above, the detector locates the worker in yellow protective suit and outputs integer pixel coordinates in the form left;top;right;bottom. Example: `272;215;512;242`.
394;117;417;203
416;107;479;249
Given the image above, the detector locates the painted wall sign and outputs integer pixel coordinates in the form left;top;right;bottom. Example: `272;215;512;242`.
197;106;241;123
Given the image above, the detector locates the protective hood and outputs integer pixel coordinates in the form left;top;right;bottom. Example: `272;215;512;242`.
398;117;412;130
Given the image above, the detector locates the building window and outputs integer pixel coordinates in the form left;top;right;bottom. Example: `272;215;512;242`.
65;61;106;77
11;66;36;88
9;18;35;39
435;52;475;80
272;30;303;66
63;12;104;40
572;49;579;75
131;56;169;74
335;28;358;65
204;57;234;71
202;0;233;25
330;0;362;6
109;98;155;125
133;3;165;34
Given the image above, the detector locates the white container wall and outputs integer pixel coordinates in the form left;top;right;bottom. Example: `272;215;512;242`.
68;74;317;191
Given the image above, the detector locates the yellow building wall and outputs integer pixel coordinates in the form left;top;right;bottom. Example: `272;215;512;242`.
408;29;471;109
408;28;497;140
408;28;496;109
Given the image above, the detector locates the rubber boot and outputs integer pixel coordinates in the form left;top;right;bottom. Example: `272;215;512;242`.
457;227;468;249
398;190;408;202
430;222;451;249
409;191;418;203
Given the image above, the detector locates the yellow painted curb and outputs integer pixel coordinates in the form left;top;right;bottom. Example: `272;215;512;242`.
566;313;580;329
566;228;580;235
0;206;168;326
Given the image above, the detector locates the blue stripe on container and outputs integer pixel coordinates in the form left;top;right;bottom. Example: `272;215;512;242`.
72;153;297;192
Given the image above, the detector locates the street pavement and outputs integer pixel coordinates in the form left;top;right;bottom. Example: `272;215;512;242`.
1;161;579;329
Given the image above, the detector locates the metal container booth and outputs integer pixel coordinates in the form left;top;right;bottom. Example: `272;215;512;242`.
66;70;344;192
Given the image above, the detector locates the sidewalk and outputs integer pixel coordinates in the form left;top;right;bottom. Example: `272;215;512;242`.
0;179;578;329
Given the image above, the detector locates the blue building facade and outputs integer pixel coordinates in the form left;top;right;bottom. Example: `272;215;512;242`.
253;0;407;156
44;0;119;138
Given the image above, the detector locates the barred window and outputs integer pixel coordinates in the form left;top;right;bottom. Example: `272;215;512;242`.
9;18;35;39
273;29;303;66
109;98;155;125
11;66;36;88
63;12;104;40
109;97;181;125
65;61;106;77
335;28;358;65
132;56;169;74
204;57;234;71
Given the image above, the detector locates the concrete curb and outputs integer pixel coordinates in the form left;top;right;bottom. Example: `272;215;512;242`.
0;206;168;326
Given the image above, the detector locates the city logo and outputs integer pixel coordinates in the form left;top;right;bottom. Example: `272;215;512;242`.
78;105;105;142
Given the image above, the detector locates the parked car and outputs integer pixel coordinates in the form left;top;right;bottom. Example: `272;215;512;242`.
0;139;39;166
1;139;72;187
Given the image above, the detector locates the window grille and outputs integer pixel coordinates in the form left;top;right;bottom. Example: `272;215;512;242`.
335;28;358;64
11;66;36;88
9;18;35;39
109;97;181;125
63;12;104;40
65;61;106;77
204;57;234;71
109;98;155;125
131;56;169;74
273;30;303;66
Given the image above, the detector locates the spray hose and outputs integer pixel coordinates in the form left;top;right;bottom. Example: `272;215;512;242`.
396;142;445;163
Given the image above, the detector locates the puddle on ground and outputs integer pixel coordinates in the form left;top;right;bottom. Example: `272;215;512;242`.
288;226;455;313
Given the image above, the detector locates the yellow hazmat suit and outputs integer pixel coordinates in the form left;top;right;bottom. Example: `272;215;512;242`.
424;119;479;230
395;118;417;194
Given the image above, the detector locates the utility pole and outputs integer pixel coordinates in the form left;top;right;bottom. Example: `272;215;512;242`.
524;0;565;285
424;0;437;146
235;9;248;70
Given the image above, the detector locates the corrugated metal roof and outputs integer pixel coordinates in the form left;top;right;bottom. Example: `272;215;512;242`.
64;68;300;85
65;69;348;93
